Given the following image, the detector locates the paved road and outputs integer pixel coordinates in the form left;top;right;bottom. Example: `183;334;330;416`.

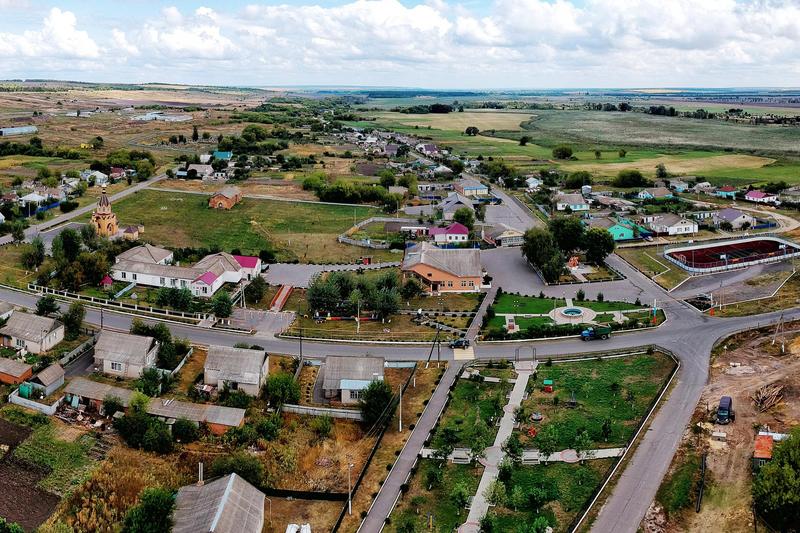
0;174;166;246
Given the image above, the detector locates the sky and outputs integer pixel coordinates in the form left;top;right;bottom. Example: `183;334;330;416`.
1;0;800;89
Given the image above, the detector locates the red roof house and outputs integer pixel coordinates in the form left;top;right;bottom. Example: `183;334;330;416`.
429;222;470;244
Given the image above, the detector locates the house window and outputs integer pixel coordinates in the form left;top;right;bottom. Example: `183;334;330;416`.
15;338;25;348
469;281;475;287
160;277;165;286
202;287;208;294
447;281;453;288
180;280;187;288
171;279;177;287
110;362;122;372
132;273;137;281
121;272;126;279
349;390;363;400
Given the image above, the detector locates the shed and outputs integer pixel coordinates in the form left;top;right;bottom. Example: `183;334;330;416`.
204;345;268;396
753;434;774;471
0;357;33;385
29;363;65;396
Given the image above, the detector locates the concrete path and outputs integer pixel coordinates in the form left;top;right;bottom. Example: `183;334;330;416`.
459;363;533;532
358;363;461;533
465;286;498;341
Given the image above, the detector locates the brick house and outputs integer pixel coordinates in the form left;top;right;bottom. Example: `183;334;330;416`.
209;186;242;209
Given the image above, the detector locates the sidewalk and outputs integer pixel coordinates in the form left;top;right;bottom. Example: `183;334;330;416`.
459;362;534;532
465;286;498;340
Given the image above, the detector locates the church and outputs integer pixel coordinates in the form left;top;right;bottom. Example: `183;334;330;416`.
91;187;118;237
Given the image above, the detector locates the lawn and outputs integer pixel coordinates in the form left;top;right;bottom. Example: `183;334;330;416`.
432;377;513;448
0;244;37;288
84;189;397;263
579;300;646;312
493;293;566;315
285;313;458;342
389;460;483;533
404;292;481;312
518;353;675;450
615;248;690;290
485;460;616;533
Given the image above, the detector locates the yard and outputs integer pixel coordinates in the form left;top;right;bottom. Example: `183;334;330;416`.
517;353;676;450
84;189;397;263
615;248;690;290
285;313;459;342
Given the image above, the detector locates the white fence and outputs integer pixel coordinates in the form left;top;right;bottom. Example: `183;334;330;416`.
282;403;364;421
8;389;63;415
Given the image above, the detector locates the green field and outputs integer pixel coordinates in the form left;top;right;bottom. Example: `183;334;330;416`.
493;293;566;314
86;189;396;263
616;247;690;290
519;353;675;449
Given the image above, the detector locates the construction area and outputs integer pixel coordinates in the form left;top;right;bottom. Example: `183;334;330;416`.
644;322;800;532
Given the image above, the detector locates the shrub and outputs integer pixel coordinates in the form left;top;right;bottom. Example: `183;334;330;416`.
576;289;585;301
211;452;265;488
262;373;300;406
121;487;175;533
311;415;333;440
172;418;199;443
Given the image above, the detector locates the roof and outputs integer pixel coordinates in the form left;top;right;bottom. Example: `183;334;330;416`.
654;213;692;227
213;150;233;160
429;222;469;236
322;355;385;391
456;178;486;189
0;312;62;342
439;192;474;212
556;193;586;205
195;271;219;286
642;187;672;197
187;164;214;175
65;377;137;406
746;190;776;199
718;185;737;192
213;186;241;199
33;363;64;387
173;474;265;533
233;255;259;269
0;358;32;378
488;223;524;239
717;208;748;222
94;330;156;366
402;242;482;278
205;346;267;386
113;259;202;281
117;244;173;264
21;192;47;203
754;434;774;460
194;252;243;277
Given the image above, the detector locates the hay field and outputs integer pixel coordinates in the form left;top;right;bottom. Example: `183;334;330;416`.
566;153;775;177
370;110;535;131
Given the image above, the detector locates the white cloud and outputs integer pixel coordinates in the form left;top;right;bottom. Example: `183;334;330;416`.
2;0;800;86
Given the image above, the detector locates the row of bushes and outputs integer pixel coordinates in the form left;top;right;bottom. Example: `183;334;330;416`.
484;316;659;341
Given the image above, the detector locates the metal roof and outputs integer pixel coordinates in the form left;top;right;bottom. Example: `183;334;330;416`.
65;377;137;406
322;355;384;391
33;363;64;387
112;259;202;281
0;312;62;342
94;330;156;366
205;346;267;386
402;242;482;278
117;244;173;264
0;358;32;377
173;474;264;533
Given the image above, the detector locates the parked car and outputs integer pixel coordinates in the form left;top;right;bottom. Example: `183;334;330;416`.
449;338;471;349
716;396;735;424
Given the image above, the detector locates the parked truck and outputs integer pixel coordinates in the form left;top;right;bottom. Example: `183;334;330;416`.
716;396;735;424
581;325;612;341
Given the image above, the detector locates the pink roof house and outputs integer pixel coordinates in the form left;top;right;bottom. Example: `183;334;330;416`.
429;222;470;244
745;190;779;204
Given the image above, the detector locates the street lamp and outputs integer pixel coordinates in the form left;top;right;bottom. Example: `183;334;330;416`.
347;457;354;515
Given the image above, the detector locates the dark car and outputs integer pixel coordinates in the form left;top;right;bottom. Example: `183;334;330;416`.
716;396;735;424
449;339;471;349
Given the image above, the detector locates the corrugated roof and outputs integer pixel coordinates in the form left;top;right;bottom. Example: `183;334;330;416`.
173;474;264;533
214;186;241;199
117;244;173;264
322;356;384;391
0;301;14;315
94;330;156;366
205;346;267;386
112;259;202;280
34;363;64;387
0;358;32;377
754;434;774;459
65;377;137;406
0;312;61;342
402;242;482;278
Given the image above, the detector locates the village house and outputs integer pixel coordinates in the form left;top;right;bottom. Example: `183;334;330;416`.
204;345;269;397
209;186;242;209
26;363;65;397
93;330;159;379
438;192;475;221
81;169;109;186
716;185;738;199
484;224;524;247
111;244;260;298
752;434;774;472
388;185;408;196
525;176;542;190
454;178;488;197
321;355;385;405
715;207;757;230
588;217;637;241
402;242;483;293
637;187;673;200
668;179;690;193
0;358;33;385
429;222;469;244
213;150;233;161
555;192;590;212
65;377;246;435
186;164;214;179
415;143;439;156
172;473;265;533
692;181;715;193
0;312;65;354
648;213;698;236
744;190;779;205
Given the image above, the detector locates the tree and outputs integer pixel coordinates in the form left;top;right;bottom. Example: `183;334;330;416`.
552;145;573;159
35;295;59;316
450;481;471;511
400;278;423;300
582;227;616;264
618;149;627;158
211;291;233;318
61;302;85;340
613;169;649;188
211;452;264;488
573;429;593;463
453;207;475;231
594;149;601;160
536;424;559;463
465;126;479;136
379;172;396;188
244;276;267;304
372;287;400;321
262;373;300;406
103;395;124;417
469;415;491;461
121;487;174;533
192;125;199;142
655;163;668;180
549;217;585;254
510;485;527;511
522;228;565;283
564;171;592;189
752;426;800;530
484;479;507;506
21;237;45;269
172;418;199;443
53;228;82;264
10;221;25;244
80;224;98;249
502;433;524;463
519;135;531;146
0;519;24;533
359;379;394;427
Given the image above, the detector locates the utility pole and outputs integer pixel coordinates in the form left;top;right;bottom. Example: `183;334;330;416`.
398;385;403;432
347;457;354;515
